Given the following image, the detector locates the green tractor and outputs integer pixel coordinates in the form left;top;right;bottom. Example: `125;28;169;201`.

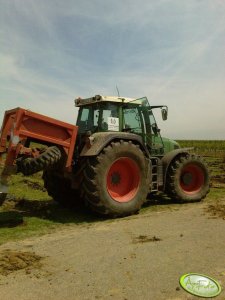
0;95;210;217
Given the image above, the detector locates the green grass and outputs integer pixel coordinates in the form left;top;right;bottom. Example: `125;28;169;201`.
0;140;224;245
0;170;104;245
0;199;103;245
8;172;51;201
208;187;225;201
0;216;57;245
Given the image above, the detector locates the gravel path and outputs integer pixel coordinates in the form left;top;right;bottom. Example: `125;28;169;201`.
0;202;225;300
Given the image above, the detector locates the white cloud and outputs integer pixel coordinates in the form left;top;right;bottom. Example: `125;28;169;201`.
0;0;225;139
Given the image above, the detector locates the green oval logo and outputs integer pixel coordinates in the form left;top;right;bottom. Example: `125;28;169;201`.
180;273;222;298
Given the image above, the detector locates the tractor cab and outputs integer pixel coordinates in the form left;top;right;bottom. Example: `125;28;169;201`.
75;95;176;155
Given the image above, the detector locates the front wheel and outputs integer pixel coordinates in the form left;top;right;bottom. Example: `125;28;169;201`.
82;141;150;217
165;154;210;202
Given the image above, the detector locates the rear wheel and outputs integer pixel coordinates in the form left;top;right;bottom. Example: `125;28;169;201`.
166;154;210;202
82;141;150;217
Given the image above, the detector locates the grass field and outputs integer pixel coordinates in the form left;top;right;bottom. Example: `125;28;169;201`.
0;140;224;245
177;140;225;159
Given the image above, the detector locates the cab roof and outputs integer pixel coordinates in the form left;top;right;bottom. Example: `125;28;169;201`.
75;95;136;107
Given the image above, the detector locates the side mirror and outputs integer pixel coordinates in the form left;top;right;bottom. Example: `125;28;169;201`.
161;107;168;121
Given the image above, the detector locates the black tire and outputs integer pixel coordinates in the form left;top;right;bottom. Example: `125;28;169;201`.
82;140;150;217
17;146;62;176
42;171;80;207
165;154;210;202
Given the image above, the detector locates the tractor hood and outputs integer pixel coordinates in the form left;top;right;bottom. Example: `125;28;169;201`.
161;137;180;154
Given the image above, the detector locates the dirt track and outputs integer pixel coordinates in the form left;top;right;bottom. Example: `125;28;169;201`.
0;200;225;300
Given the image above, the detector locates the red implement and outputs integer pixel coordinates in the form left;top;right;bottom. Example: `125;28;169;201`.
0;107;78;171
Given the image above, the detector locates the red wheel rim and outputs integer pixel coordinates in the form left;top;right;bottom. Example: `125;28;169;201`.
107;157;140;203
180;164;205;194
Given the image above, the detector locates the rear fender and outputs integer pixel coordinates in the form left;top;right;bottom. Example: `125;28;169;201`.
80;132;147;156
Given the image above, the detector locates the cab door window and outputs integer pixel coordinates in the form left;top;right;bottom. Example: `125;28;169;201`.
123;106;142;133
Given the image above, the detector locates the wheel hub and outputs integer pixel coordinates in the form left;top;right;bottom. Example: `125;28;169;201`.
182;173;193;186
111;172;121;185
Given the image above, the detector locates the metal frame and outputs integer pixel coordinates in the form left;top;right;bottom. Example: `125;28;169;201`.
0;107;78;170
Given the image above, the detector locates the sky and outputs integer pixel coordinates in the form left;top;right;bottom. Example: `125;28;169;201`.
0;0;225;140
